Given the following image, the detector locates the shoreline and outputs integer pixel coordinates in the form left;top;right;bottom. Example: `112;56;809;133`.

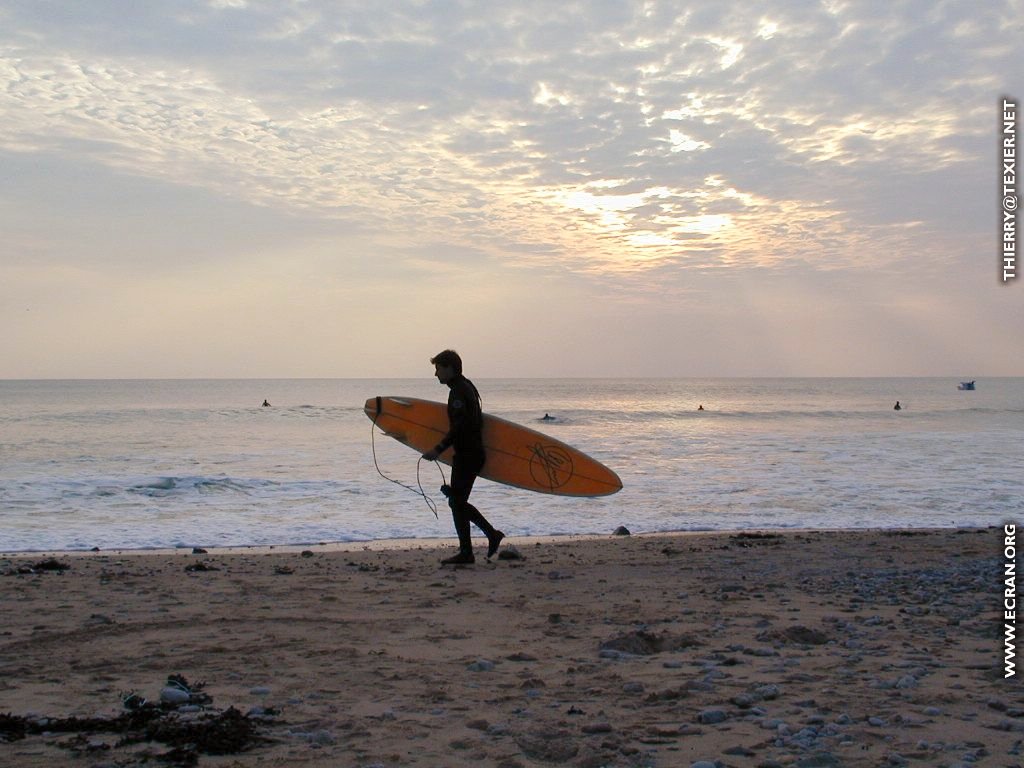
1;526;1012;767
0;523;1000;559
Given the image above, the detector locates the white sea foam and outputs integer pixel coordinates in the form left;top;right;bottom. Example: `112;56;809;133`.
0;378;1021;551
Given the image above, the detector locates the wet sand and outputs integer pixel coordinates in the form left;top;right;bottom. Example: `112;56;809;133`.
0;528;1017;767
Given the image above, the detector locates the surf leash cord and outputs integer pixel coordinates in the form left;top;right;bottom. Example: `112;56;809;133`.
370;397;446;519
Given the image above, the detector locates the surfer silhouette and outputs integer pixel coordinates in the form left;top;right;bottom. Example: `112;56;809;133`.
894;401;902;411
421;350;504;565
262;399;271;407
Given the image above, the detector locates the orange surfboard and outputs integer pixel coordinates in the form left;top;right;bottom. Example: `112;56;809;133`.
365;396;622;497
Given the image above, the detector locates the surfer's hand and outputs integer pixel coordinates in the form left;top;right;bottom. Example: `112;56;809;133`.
422;448;440;461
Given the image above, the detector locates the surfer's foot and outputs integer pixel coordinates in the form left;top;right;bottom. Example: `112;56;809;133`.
440;484;452;499
487;531;505;559
441;551;474;565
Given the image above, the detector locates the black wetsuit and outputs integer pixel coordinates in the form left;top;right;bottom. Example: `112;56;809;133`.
436;376;496;554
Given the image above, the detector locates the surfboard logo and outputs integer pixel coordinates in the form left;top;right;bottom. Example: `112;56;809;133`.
528;443;574;490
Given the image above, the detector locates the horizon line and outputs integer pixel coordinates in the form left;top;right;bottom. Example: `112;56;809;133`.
0;375;1013;382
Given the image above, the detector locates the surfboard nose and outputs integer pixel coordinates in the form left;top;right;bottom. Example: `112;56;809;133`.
365;396;412;416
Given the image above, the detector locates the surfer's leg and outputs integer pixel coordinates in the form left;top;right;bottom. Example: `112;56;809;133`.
453;495;504;559
465;506;504;558
455;451;504;557
471;507;504;558
442;499;474;565
448;461;477;555
450;505;472;553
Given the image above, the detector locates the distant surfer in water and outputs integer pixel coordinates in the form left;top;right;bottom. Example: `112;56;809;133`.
262;399;271;407
422;350;504;565
894;401;902;411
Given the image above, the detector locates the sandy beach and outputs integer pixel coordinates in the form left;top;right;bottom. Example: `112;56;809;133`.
0;528;1017;767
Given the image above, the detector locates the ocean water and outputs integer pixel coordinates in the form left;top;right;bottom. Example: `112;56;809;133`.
0;378;1021;552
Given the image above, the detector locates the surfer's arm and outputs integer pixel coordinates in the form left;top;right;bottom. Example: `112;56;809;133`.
423;431;453;460
432;416;460;455
423;431;453;461
430;396;468;456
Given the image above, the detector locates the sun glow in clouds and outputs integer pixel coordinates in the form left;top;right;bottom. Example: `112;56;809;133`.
534;82;572;107
757;20;780;40
668;129;709;152
540;182;745;269
707;37;744;69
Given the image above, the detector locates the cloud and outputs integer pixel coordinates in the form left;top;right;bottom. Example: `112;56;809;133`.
0;0;1020;376
3;1;1017;276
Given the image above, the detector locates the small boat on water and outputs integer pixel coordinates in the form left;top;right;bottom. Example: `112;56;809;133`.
958;381;976;391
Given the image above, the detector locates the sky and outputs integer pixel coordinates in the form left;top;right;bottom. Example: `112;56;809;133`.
1;0;1021;378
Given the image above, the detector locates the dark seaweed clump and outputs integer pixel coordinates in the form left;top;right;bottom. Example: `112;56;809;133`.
0;675;269;766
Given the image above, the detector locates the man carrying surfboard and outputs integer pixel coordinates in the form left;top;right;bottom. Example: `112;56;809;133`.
421;350;504;565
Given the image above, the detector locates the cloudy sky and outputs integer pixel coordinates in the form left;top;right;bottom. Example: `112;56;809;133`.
1;0;1021;378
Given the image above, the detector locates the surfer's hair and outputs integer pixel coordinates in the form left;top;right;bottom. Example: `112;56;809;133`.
430;349;463;375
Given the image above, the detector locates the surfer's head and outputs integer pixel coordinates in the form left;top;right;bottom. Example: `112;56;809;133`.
431;349;463;384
